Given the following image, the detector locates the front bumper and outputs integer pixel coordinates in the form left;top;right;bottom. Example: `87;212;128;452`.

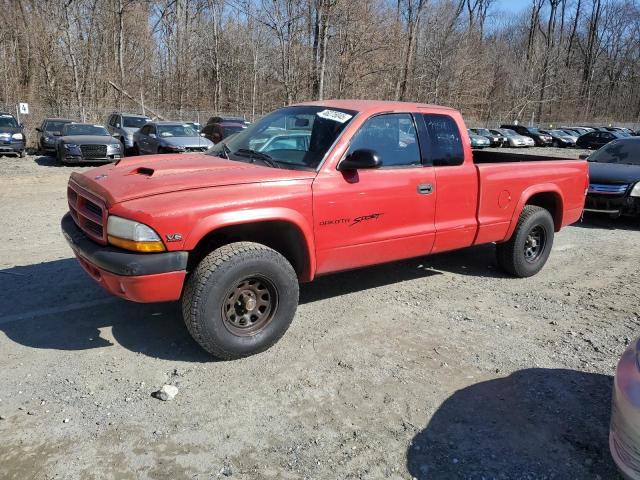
610;341;640;480
61;153;122;164
61;213;187;302
585;194;640;216
0;139;25;154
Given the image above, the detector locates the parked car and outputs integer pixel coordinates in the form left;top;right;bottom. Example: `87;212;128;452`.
540;129;577;148
106;112;150;151
61;99;587;359
133;122;214;154
257;131;311;153
36;118;74;154
201;121;246;144
470;128;504;147
576;130;626;150
0;112;26;157
493;128;534;147
487;129;510;147
500;124;553;146
467;129;491;149
583;137;640;217
221;115;250;126
184;121;202;133
610;336;640;480
561;126;591;136
56;123;123;164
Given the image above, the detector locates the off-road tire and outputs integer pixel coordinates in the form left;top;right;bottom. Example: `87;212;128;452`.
496;205;555;278
181;242;299;359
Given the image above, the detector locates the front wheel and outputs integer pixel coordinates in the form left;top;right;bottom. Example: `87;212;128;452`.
496;205;555;278
181;242;299;359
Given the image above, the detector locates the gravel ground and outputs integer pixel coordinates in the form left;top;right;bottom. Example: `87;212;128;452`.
0;149;637;480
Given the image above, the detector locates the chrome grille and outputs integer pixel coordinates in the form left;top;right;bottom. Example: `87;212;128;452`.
588;183;628;195
67;183;107;244
80;144;107;158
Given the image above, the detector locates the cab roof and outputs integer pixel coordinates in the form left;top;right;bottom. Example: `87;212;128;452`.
295;99;457;114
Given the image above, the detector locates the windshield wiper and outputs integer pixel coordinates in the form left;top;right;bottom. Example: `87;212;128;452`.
236;148;280;168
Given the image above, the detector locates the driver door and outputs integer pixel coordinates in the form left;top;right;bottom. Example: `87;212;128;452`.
312;113;437;274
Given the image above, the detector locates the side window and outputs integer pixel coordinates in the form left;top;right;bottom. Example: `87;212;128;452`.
422;114;464;167
348;113;420;167
109;115;116;127
140;125;149;135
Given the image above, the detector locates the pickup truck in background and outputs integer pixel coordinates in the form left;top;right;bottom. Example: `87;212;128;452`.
61;100;588;359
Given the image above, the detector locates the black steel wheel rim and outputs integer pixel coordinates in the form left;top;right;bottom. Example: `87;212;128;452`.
524;225;546;263
221;276;278;336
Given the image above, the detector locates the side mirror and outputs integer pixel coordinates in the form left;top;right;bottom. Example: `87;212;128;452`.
36;127;42;132
111;132;119;137
200;133;206;137
337;149;381;171
115;123;121;128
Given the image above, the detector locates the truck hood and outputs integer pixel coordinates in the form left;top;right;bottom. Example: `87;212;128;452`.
588;162;640;185
70;154;317;205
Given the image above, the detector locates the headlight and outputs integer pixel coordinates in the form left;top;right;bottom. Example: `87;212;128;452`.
106;215;165;252
107;143;121;152
12;133;24;140
631;183;640;198
64;143;80;152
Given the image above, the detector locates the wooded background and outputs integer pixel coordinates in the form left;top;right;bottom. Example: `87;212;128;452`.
1;0;639;129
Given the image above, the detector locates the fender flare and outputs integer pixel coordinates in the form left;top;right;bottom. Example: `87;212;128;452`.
502;184;564;241
183;207;316;281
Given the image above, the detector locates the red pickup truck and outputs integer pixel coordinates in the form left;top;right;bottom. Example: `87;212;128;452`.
62;100;588;359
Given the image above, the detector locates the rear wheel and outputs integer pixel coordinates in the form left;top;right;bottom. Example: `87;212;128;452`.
181;242;299;359
496;205;555;278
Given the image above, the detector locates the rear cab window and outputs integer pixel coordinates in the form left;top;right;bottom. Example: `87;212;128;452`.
420;114;464;166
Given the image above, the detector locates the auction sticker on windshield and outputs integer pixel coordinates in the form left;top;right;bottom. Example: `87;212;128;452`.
317;109;352;123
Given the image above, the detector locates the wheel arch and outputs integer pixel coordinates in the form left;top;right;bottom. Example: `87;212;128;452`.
184;209;316;282
504;185;564;241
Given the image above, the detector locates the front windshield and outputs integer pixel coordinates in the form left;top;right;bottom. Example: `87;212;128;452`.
123;116;149;128
549;130;567;136
476;129;491;136
0;115;18;128
208;105;357;170
588;139;640;165
501;129;518;137
528;127;541;133
63;124;109;136
158;124;199;138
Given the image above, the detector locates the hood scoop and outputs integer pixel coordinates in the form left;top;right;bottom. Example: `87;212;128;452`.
130;167;154;177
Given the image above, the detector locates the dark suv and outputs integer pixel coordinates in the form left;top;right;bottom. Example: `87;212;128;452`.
0;112;26;157
500;124;553;146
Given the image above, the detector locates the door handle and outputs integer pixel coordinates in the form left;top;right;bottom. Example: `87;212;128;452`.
417;183;434;195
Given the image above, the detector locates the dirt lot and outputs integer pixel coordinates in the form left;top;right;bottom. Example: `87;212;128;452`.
0;148;638;479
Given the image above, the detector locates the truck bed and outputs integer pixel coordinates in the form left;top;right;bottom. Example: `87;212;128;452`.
472;150;578;164
471;154;588;246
